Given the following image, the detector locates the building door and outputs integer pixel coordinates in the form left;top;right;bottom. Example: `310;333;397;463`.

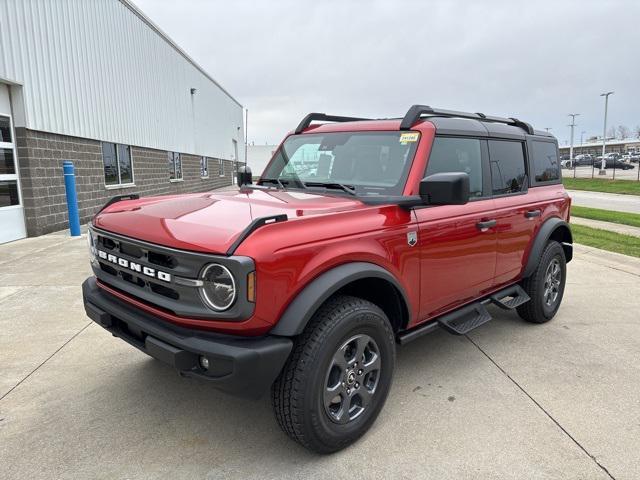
0;84;26;244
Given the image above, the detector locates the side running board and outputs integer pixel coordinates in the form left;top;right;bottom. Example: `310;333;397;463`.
490;284;530;310
397;283;532;343
437;302;492;335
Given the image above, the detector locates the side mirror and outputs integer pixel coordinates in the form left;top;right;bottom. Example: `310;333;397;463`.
236;165;252;186
419;172;470;205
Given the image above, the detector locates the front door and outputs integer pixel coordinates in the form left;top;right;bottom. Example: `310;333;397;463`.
415;136;497;320
0;84;26;244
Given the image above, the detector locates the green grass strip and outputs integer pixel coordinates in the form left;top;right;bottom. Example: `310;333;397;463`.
563;177;640;195
572;224;640;258
571;206;640;229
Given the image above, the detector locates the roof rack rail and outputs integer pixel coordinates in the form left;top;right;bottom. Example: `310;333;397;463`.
294;113;370;134
400;104;535;135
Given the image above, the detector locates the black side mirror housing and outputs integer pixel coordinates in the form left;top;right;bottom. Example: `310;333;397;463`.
236;165;252;186
419;172;470;205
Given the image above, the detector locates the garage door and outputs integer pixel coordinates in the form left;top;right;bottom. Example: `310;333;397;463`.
0;84;27;244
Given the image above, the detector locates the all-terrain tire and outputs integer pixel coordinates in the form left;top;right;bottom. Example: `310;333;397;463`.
271;295;395;454
517;240;566;323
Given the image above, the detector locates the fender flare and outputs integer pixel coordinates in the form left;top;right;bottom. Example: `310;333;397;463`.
269;262;411;337
522;217;573;278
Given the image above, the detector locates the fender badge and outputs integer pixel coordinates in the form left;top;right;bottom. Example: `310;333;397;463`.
407;231;417;247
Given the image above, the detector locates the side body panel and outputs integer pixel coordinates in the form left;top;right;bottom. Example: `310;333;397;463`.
492;191;542;286
413;198;497;323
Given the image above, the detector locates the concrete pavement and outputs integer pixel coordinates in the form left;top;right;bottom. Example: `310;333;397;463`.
568;189;640;214
1;232;640;479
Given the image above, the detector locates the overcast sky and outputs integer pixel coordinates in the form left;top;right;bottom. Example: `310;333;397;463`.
136;0;639;146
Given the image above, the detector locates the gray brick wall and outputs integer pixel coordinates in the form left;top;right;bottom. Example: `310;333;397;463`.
15;128;237;236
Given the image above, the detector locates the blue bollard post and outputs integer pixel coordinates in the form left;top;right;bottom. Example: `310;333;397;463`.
63;160;81;236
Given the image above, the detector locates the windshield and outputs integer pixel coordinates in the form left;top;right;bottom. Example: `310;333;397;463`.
261;131;420;196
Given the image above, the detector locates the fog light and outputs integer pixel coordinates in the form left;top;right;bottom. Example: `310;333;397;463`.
199;356;210;370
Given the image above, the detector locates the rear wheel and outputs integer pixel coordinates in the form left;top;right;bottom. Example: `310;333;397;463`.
517;240;566;323
271;295;395;453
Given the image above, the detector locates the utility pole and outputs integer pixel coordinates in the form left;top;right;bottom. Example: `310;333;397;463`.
600;91;614;175
568;113;580;161
545;127;552;132
244;108;248;166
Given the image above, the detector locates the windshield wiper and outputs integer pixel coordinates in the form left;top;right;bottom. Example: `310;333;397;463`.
304;182;357;196
260;178;286;189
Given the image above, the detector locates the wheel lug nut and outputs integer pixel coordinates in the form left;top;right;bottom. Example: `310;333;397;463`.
355;383;359;389
346;388;351;394
358;369;363;375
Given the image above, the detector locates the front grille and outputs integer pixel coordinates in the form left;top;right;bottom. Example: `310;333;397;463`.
90;226;256;321
95;231;183;301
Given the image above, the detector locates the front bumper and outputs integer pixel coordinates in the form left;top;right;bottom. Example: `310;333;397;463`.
82;277;292;399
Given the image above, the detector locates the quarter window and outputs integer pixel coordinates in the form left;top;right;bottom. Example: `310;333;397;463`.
168;152;182;181
530;141;560;184
425;137;484;198
488;140;527;195
200;157;209;178
102;142;133;186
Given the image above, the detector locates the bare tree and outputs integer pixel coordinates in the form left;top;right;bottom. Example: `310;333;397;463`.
607;127;616;139
635;125;640;139
616;125;631;139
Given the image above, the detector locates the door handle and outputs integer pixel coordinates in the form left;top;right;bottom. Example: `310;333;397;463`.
525;210;541;218
476;219;497;230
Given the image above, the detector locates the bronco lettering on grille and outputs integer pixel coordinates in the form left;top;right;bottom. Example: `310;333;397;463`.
97;250;172;282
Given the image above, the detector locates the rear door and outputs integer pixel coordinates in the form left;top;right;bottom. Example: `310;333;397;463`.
414;136;497;320
489;139;542;285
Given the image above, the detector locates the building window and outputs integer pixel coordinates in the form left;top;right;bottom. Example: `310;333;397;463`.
168;152;182;181
102;142;134;187
218;158;225;177
200;156;209;178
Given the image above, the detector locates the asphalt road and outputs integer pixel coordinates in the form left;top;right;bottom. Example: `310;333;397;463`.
1;231;639;479
568;189;640;214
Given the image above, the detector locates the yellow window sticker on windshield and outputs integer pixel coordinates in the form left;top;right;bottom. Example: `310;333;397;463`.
399;132;419;144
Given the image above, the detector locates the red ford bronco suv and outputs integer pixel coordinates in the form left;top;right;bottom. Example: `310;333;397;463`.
83;105;572;453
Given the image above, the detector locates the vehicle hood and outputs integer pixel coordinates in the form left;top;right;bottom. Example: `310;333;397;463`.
93;188;367;253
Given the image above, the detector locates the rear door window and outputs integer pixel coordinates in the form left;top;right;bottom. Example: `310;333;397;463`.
530;140;560;184
488;140;527;195
425;137;484;198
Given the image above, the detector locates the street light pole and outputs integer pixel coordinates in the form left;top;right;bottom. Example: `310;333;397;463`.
568;113;580;162
600;91;614;175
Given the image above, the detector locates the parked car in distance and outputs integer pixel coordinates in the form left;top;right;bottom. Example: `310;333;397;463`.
574;154;594;166
597;157;635;170
622;153;640;163
83;105;573;453
596;152;622;162
560;158;573;169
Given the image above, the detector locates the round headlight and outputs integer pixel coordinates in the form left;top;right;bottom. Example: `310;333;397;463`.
199;264;236;311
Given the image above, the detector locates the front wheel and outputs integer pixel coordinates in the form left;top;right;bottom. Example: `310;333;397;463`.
517;240;567;323
271;295;395;453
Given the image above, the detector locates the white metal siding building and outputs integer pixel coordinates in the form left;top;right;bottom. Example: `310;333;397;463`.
0;0;245;242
